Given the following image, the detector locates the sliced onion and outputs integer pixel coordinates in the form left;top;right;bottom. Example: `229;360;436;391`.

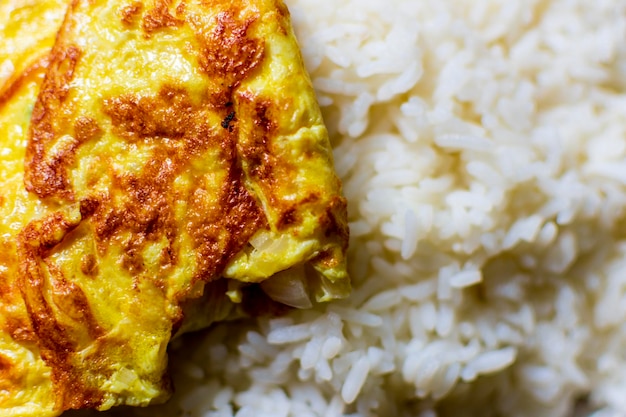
249;230;271;250
260;264;313;309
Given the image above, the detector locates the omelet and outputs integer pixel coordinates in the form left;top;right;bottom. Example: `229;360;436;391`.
0;0;349;415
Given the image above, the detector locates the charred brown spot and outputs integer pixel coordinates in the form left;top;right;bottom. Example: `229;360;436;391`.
273;1;290;36
103;158;179;276
80;254;98;276
0;266;12;305
321;196;349;248
79;197;100;218
104;86;194;141
38;45;81;104
26;117;103;198
120;1;143;26
142;0;183;35
25;45;82;200
25;153;72;200
0;354;13;371
45;259;104;340
236;95;277;181
312;249;342;270
4;316;36;344
50;364;103;410
196;10;265;88
0;240;37;344
301;192;321;205
0;353;21;392
18;216;79;357
275;0;291;20
189;170;267;283
277;207;298;229
74;116;102;144
254;100;277;132
17;212;105;410
0;55;49;109
19;211;78;250
161;246;175;268
235;92;306;230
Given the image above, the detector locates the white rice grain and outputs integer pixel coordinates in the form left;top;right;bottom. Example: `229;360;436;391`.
464;347;518;377
449;269;483;288
361;289;401;311
401;209;419;259
341;356;371;404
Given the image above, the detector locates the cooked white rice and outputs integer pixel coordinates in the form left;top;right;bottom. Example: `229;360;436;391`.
85;0;626;416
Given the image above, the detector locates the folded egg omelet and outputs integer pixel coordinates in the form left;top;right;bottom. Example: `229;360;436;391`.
0;0;349;415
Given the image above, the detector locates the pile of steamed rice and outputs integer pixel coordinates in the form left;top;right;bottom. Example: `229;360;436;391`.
94;1;626;416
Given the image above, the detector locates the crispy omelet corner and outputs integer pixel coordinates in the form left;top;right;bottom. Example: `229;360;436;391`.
0;0;349;415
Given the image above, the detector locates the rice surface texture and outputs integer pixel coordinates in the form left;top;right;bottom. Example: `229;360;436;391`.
75;0;626;416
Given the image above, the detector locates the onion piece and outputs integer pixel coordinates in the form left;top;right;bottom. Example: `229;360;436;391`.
260;264;313;309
